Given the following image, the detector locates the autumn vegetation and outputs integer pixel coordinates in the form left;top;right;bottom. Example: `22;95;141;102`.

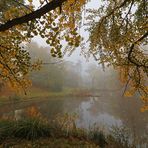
0;107;146;148
0;0;147;110
0;0;147;146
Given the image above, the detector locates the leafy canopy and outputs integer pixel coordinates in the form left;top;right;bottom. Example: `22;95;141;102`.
0;0;86;92
0;0;147;110
86;0;148;111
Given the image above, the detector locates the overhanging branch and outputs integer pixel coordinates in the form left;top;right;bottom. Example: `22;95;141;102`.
0;0;67;32
128;31;148;68
12;0;33;12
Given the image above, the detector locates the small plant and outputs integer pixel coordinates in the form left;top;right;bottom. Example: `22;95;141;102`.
51;113;78;136
0;117;52;142
13;117;52;140
108;125;135;148
89;127;107;148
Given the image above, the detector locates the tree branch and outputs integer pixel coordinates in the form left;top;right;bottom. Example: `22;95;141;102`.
0;52;27;94
42;60;64;65
12;0;33;12
99;0;132;26
0;0;67;32
128;31;148;68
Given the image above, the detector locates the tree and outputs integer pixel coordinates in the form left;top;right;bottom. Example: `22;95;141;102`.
0;0;24;22
28;42;65;92
0;0;86;92
0;0;32;93
63;61;83;88
0;0;147;110
27;42;83;91
86;0;148;111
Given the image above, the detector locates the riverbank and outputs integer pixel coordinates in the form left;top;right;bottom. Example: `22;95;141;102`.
0;117;98;147
1;137;98;148
0;87;92;105
0;115;136;148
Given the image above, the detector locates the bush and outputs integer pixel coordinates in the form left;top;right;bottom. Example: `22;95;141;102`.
13;117;52;140
0;117;52;141
109;126;132;147
88;128;107;148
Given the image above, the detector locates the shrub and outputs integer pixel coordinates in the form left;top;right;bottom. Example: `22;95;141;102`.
110;126;132;147
89;128;107;148
0;117;52;142
13;117;52;140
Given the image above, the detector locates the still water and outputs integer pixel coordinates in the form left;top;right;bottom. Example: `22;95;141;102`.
0;90;147;138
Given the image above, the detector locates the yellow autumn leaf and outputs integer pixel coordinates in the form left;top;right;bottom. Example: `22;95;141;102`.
124;91;133;97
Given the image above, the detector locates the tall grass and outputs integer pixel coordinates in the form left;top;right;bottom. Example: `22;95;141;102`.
13;118;52;140
0;114;146;148
0;117;52;141
89;129;107;148
0;120;15;141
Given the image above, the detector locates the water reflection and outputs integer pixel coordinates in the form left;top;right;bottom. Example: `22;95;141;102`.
76;99;122;130
0;96;147;139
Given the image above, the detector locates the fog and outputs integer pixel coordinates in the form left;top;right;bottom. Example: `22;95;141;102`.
0;0;147;147
0;41;147;147
28;41;147;132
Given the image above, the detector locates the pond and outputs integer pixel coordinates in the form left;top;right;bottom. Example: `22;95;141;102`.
0;90;147;139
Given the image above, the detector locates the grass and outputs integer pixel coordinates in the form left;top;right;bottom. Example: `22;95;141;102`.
25;87;75;98
0;96;10;102
13;118;52;140
0;120;15;141
22;87;91;99
0;118;50;141
1;138;99;148
89;130;107;148
0;116;100;147
0;113;141;148
0;87;92;104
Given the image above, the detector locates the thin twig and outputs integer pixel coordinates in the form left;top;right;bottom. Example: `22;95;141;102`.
12;0;33;12
128;31;148;68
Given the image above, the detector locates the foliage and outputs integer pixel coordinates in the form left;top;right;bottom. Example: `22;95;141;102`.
109;125;148;148
86;0;148;110
89;129;107;148
0;0;24;22
28;42;64;92
0;0;32;93
0;0;86;92
0;0;147;109
13;118;51;140
0;120;15;141
109;126;133;148
0;112;147;147
0;118;51;141
27;42;83;91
